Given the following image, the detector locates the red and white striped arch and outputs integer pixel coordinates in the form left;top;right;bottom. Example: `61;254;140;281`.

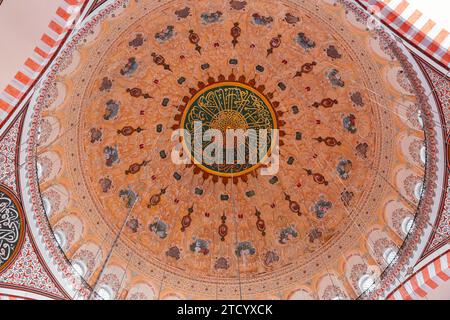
358;0;449;68
387;250;450;300
0;0;85;125
0;295;27;301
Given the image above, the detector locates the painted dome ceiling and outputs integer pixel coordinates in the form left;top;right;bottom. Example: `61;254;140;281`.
24;0;443;300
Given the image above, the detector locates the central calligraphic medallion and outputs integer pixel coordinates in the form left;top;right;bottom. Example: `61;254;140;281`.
181;81;278;177
0;185;25;274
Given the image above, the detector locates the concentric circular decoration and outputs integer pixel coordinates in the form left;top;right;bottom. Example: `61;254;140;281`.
0;185;25;274
27;0;438;299
179;80;278;177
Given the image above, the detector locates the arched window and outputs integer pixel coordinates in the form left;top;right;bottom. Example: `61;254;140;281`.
358;274;375;292
42;197;52;217
402;217;414;235
163;294;181;300
97;285;114;300
383;247;397;265
417;110;424;127
54;230;66;248
289;289;313;300
37;162;43;179
414;182;423;200
419;145;426;164
72;260;88;277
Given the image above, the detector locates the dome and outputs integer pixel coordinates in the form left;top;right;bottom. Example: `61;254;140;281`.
3;0;446;301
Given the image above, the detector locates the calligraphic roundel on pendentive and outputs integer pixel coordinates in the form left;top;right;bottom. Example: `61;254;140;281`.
0;185;26;274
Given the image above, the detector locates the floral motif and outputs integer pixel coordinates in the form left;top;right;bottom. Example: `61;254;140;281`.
214;257;230;270
54;221;75;249
326;45;342;59
326;68;345;87
149;220;168;239
0;234;64;298
295;32;315;50
408;140;424;164
201;11;223;24
120;57;138;76
391;208;413;236
404;174;422;202
373;238;396;265
103;100;120;120
261;250;279;267
99;77;112;91
129;33;144;48
343;114;357;133
350;92;364;107
252;13;273;26
349;262;368;291
396;70;414;94
235;241;256;257
119;188;138;208
278;226;298;244
322;285;348;300
73;249;97;278
175;7;190;20
166;246;181;260
312;198;333;219
104;146;119;167
155;25;175;43
336;159;352;180
284;13;300;25
190;238;210;255
230;0;247;11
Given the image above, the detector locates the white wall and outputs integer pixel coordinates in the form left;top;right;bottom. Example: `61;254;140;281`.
0;0;62;91
406;0;450;30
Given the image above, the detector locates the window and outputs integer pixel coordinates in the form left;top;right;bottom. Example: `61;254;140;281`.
402;217;414;235
42;197;52;216
383;248;397;265
419;146;426;164
414;182;423;200
163;294;181;300
358;274;375;292
54;230;66;248
417;110;424;127
72;260;87;277
289;289;313;300
97;285;114;300
37;162;43;179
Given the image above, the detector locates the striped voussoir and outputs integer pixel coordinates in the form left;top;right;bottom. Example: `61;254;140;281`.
360;0;449;68
0;294;27;300
387;250;450;300
0;0;84;124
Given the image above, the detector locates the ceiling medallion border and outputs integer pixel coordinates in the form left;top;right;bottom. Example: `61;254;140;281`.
20;0;441;299
174;76;282;181
69;0;394;294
